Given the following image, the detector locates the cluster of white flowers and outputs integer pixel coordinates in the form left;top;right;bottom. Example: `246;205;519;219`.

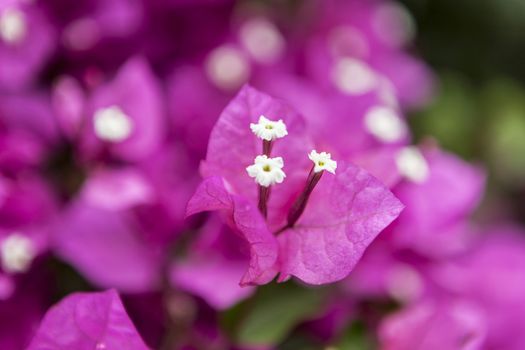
246;116;337;187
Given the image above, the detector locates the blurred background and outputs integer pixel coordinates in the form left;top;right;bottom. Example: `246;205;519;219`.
401;0;525;224
1;0;525;349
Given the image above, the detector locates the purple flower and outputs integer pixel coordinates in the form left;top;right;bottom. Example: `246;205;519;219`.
301;0;434;108
52;56;166;163
27;289;150;350
379;298;486;350
0;1;56;91
388;145;485;257
187;85;403;285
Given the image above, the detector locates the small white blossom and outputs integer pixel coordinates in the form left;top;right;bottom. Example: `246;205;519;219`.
246;155;286;187
239;18;285;64
250;115;288;141
331;57;377;95
93;105;134;142
0;7;27;44
395;146;429;183
1;233;35;274
386;263;423;303
205;45;250;90
309;150;337;174
364;105;407;143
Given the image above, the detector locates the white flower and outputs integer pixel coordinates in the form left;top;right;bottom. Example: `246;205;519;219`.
309;150;337;174
395;146;429;183
93;105;134;142
1;233;35;274
205;45;250;91
364;105;407;143
240;18;285;64
250;115;288;141
246;155;286;187
0;7;27;44
331;57;377;95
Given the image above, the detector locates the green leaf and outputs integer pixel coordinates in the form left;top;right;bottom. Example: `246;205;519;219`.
334;321;375;350
234;282;326;346
409;72;479;158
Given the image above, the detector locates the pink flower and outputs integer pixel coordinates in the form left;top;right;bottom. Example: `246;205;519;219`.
187;85;403;285
52;56;166;163
0;1;56;91
301;0;435;108
379;298;486;350
27;289;150;350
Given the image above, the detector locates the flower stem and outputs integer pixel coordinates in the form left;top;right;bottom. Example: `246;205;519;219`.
256;139;274;218
263;139;273;156
258;185;271;218
277;166;323;233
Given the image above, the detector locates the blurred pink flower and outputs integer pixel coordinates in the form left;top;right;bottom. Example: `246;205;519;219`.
27;289;150;350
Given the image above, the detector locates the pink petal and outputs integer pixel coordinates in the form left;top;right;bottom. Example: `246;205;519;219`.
278;161;403;284
52;202;162;292
392;148;485;255
27;289;150;350
379;299;486;350
171;256;255;310
80;168;154;211
52;76;86;140
186;177;278;285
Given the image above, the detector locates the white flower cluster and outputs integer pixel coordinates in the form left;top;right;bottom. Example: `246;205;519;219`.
246;116;337;187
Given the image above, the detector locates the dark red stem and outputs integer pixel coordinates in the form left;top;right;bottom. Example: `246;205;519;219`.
258;185;271;218
263;139;273;156
276;167;323;233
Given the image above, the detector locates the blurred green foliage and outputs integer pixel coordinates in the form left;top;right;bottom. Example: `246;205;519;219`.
402;0;525;224
221;282;326;347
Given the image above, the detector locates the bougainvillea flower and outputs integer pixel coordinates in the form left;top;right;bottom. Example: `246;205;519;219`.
27;289;150;350
0;0;55;91
187;85;403;285
84;56;165;162
379;298;486;350
301;0;434;108
52;56;166;163
387;145;485;256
